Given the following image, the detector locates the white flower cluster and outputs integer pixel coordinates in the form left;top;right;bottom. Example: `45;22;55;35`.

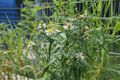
36;23;61;36
45;28;60;36
63;22;77;30
36;22;78;36
76;52;85;60
36;23;46;31
46;26;61;36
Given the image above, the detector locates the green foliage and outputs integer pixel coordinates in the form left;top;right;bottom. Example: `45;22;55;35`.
0;0;120;80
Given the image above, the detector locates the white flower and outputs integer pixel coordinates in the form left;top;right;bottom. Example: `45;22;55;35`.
76;52;85;60
36;25;41;30
45;30;52;36
63;25;68;30
45;27;54;36
63;22;73;30
43;23;46;28
79;53;85;60
45;27;60;36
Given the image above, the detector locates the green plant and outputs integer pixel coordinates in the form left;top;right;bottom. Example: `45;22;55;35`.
0;0;120;80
